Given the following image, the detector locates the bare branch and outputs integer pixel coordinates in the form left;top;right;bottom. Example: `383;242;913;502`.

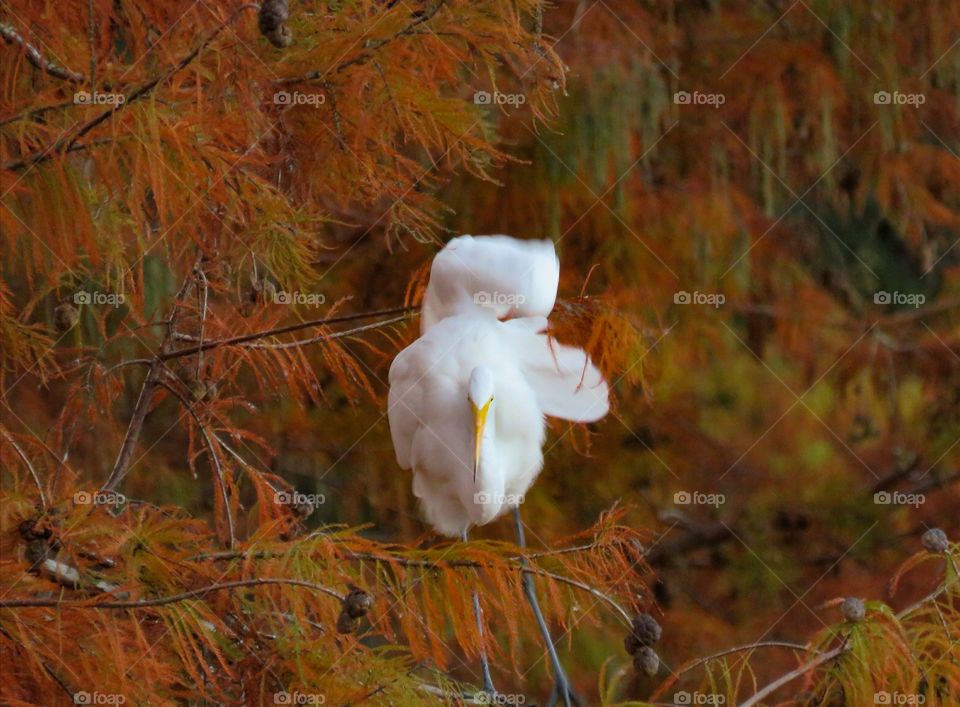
0;425;46;508
101;269;197;492
738;645;842;707
0;577;344;609
670;641;820;681
0;22;84;83
196;544;633;625
158;306;417;360
157;380;236;548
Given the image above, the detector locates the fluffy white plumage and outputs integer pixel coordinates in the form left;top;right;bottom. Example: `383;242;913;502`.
388;235;609;537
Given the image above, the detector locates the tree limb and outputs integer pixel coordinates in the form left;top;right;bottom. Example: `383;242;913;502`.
0;22;84;83
196;544;634;625
156;380;236;548
101;268;198;492
0;577;344;609
0;425;46;508
158;306;417;360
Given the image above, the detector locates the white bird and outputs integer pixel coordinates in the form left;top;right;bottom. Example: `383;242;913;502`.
387;235;610;704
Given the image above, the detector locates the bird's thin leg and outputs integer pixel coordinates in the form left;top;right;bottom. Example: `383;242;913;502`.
513;507;578;707
462;529;496;696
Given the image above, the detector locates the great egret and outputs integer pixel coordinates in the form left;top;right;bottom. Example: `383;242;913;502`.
388;235;610;704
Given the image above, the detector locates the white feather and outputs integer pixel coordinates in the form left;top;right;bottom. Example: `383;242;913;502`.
420;235;559;333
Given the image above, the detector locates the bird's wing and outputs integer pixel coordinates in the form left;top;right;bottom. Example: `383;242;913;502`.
502;318;610;423
421;235;560;332
387;344;423;469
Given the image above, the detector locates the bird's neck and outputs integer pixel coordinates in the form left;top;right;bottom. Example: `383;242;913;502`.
475;432;505;499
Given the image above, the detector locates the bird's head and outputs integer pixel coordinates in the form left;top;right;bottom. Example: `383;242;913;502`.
467;366;495;482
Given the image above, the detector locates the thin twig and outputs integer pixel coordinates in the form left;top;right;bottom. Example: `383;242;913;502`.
535;566;632;626
0;99;76;127
158;380;236;548
158;306;417;360
0;577;344;609
323;79;347;151
896;558;959;618
103;358;155;375
739;646;842;707
0;22;84;83
87;0;96;90
195;267;209;376
672;641;819;680
101;270;196;492
197;545;633;625
282;0;447;84
0;425;47;508
0;626;76;702
240;313;409;351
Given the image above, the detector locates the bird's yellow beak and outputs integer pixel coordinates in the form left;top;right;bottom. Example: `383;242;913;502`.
471;398;492;483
